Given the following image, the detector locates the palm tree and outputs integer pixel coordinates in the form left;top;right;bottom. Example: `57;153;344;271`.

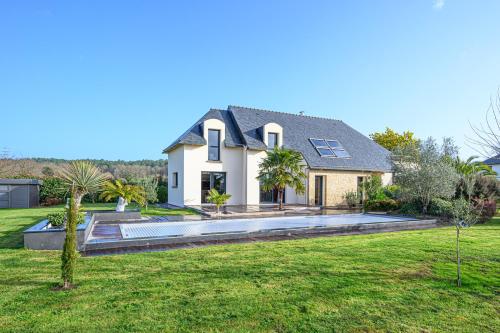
257;147;306;210
454;156;496;200
100;179;146;212
206;188;231;215
59;161;107;289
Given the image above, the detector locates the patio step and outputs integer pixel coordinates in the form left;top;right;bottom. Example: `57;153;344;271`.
81;219;439;256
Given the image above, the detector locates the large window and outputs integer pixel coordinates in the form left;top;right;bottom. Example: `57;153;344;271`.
267;132;279;150
201;172;226;203
208;129;221;161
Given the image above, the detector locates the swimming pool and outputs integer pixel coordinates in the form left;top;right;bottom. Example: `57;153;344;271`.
119;214;415;239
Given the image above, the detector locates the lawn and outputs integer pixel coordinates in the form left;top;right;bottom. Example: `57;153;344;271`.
0;206;498;332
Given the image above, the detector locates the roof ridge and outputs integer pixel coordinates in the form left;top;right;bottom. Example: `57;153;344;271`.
228;105;341;122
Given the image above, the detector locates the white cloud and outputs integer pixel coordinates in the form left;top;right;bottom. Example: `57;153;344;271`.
433;0;445;10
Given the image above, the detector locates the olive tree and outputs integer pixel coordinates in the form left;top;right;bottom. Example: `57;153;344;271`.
392;137;460;214
449;198;481;287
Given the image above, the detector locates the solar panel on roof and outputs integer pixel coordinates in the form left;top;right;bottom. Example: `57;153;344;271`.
310;138;327;147
333;149;351;158
317;148;336;157
327;140;342;149
310;137;351;159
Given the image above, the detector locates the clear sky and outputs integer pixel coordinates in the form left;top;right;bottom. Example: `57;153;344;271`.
1;0;499;160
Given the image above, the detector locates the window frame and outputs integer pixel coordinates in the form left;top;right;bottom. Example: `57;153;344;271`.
172;172;178;188
267;132;279;150
208;129;221;161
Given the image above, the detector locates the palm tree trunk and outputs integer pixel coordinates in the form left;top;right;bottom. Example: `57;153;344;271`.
279;189;284;210
456;227;461;287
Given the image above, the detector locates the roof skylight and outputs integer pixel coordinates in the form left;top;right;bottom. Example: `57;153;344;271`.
309;138;351;158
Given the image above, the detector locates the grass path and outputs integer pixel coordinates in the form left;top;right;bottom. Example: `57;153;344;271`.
0;206;498;332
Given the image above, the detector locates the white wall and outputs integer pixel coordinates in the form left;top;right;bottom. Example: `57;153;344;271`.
183;145;244;205
171;118;246;206
492;164;500;179
167;146;184;207
245;149;266;205
381;172;393;186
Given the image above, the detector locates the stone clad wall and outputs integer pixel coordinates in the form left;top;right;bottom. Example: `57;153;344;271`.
307;170;391;207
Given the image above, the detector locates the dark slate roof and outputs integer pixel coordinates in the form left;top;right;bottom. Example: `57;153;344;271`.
0;179;43;185
163;109;244;152
228;106;392;172
484;154;500;165
164;105;392;172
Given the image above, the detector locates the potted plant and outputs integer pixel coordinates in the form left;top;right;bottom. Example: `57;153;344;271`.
206;188;231;215
100;179;146;212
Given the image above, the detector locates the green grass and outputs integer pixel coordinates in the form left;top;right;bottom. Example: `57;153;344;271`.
0;207;498;332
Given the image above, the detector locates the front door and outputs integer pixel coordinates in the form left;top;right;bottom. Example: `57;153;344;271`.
314;176;324;206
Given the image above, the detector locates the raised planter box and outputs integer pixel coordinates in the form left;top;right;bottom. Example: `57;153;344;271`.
23;210;142;250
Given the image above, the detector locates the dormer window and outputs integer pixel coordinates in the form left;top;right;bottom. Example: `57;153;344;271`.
208;129;221;161
267;132;279;150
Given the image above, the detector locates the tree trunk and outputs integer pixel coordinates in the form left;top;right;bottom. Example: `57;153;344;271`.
456;227;461;287
278;189;284;210
61;191;81;289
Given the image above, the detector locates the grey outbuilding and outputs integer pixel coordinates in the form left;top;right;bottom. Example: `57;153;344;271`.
0;179;43;208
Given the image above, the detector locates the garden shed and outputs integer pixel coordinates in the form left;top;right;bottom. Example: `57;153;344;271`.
0;179;43;208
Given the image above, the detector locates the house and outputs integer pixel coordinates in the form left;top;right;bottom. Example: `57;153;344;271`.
483;155;500;180
163;106;392;207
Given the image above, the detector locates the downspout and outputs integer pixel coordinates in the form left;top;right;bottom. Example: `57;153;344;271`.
243;145;247;205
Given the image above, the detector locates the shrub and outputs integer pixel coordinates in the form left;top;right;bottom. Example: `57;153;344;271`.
157;185;167;203
399;200;422;216
364;198;400;211
474;176;499;200
39;177;67;205
363;175;386;200
428;198;453;218
46;210;85;227
478;199;496;222
47;211;66;227
383;184;402;200
343;191;360;208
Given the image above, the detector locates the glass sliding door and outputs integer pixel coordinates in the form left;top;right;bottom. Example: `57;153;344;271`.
201;172;226;203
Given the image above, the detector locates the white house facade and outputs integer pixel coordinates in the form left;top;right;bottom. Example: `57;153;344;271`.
164;106;393;208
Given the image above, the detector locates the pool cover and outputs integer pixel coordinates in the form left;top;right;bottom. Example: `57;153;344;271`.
119;214;414;239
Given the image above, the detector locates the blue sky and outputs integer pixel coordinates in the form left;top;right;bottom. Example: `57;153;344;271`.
1;0;499;160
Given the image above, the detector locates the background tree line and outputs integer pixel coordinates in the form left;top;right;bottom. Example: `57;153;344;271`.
0;155;168;205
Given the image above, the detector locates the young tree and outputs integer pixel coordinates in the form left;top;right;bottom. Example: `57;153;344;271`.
60;161;107;289
100;179;146;212
392;137;460;214
257;147;306;210
206;188;232;215
135;177;158;210
449;198;481;287
370;127;418;151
